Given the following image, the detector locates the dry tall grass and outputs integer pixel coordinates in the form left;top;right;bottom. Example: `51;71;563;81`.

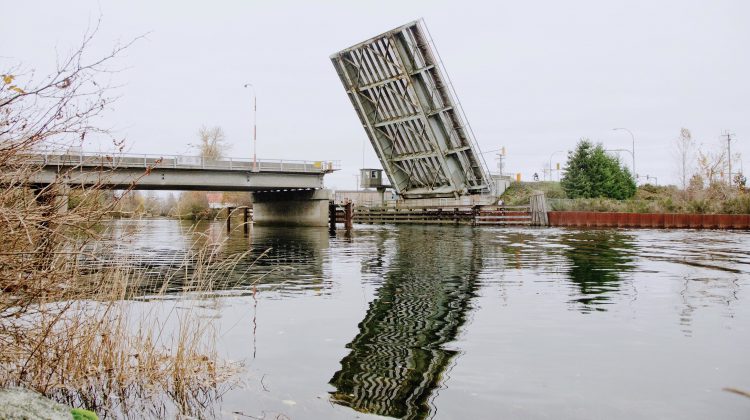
1;233;252;418
1;24;243;418
547;183;750;214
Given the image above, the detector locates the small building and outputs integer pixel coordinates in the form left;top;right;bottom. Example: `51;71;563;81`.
490;174;512;196
206;192;238;209
360;168;388;189
206;193;223;209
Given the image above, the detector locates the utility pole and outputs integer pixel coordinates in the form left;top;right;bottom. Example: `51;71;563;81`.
497;146;506;176
725;132;734;187
480;146;506;175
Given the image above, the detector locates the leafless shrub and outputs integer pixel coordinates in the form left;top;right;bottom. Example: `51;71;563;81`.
674;128;695;192
1;22;242;417
194;126;228;160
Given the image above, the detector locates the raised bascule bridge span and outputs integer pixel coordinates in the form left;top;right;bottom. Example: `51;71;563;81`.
21;151;341;226
330;19;499;204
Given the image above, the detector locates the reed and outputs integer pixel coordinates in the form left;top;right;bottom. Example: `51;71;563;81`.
0;204;254;417
1;28;246;417
0;208;251;417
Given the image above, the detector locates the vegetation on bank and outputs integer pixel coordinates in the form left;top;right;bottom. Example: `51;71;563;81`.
501;131;747;214
105;126;252;220
501;181;750;214
501;182;567;206
1;26;243;417
109;189;251;220
67;125;253;221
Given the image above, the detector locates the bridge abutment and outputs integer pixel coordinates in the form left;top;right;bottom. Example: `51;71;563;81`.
252;189;331;227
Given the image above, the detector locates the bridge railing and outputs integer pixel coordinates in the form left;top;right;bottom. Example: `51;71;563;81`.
27;151;341;174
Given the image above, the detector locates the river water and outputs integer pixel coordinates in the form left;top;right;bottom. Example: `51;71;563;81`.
106;219;750;419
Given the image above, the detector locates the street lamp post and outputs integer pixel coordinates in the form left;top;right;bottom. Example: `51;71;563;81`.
244;83;257;172
606;148;634;160
613;128;635;177
605;148;636;183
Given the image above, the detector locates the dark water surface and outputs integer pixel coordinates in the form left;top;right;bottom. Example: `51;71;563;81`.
108;219;750;419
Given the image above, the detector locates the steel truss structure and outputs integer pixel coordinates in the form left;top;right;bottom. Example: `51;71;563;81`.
331;20;492;198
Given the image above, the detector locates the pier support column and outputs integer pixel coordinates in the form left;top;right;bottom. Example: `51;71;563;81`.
55;193;69;215
251;189;332;227
226;207;235;232
31;184;69;265
344;201;353;230
243;207;250;234
33;184;69;215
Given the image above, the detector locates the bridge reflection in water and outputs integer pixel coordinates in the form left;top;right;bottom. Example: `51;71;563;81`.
82;221;332;298
329;226;483;419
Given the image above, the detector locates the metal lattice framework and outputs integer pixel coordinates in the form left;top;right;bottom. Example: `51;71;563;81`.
331;20;492;198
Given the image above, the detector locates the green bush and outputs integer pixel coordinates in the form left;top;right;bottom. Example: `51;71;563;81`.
687;198;713;214
658;196;680;213
561;139;636;200
720;194;750;214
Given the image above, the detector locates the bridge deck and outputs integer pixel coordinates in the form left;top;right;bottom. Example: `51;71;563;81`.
29;152;339;174
24;152;340;191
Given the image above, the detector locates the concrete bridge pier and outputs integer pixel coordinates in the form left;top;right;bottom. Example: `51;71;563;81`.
243;207;250;234
33;184;70;216
30;184;70;265
251;189;332;227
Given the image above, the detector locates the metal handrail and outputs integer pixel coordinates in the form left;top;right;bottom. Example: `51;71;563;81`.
26;150;341;174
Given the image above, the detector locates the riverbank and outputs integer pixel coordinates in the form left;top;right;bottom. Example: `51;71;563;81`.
549;211;750;229
501;181;750;215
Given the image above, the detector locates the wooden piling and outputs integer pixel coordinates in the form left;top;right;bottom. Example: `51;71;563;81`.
226;207;234;232
344;201;353;230
243;207;249;234
530;192;548;226
329;201;337;232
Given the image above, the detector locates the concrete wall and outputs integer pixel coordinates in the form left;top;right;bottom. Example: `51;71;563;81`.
334;189;396;207
252;189;331;227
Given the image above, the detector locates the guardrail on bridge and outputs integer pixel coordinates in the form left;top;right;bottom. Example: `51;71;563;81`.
27;151;341;174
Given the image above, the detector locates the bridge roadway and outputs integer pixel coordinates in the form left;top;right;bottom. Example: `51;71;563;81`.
25;151;340;227
28;151;339;191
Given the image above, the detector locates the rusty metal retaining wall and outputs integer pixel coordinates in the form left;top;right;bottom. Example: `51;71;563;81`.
548;211;750;229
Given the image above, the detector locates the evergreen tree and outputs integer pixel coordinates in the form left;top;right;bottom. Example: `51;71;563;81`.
561;139;636;199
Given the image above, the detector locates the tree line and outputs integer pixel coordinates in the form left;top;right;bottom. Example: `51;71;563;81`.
559;130;745;201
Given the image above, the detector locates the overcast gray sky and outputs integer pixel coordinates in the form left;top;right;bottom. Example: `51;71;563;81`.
3;0;748;189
